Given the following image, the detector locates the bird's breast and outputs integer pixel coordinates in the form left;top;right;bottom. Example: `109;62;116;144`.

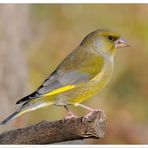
91;56;114;84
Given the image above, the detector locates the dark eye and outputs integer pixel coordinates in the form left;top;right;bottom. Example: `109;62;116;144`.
108;35;116;41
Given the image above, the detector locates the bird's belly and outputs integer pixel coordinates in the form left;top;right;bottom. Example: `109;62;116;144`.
69;74;112;104
56;63;113;105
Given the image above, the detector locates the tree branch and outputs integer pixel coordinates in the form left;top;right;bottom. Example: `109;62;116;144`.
0;111;106;144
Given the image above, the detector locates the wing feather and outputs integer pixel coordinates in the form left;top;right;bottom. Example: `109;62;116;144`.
16;47;104;104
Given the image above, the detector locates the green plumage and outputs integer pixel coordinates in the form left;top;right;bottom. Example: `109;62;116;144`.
0;29;129;124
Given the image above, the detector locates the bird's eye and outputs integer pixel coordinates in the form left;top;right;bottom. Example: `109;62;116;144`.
108;35;116;41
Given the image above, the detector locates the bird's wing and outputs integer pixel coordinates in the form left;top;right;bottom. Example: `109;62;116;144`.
16;47;104;104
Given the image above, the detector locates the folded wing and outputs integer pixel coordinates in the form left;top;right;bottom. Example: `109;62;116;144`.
16;47;104;104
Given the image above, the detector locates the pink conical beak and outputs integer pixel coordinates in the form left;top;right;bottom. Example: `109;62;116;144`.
115;37;130;48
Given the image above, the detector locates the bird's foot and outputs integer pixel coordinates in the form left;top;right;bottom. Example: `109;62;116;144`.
64;112;78;120
82;109;102;122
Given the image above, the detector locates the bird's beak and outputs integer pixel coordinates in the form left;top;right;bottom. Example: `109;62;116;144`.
115;37;130;48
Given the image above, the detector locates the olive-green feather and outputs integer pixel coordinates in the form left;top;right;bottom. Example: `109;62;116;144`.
1;28;129;125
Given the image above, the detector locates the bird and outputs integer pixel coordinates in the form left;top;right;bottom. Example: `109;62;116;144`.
0;29;129;125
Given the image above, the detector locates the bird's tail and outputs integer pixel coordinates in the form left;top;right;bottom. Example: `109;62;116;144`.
0;102;28;125
0;109;22;125
0;99;53;125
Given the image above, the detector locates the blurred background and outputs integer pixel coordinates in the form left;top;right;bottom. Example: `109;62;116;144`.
0;4;148;144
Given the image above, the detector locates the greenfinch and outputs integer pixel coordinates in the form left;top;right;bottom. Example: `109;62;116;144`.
0;29;129;124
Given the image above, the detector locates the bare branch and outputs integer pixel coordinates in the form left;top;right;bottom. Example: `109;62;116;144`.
0;111;106;144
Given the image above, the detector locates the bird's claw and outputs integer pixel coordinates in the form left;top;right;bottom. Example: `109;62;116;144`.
64;115;78;120
64;112;78;120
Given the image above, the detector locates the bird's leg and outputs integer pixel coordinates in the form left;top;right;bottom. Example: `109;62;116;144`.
64;105;77;120
77;104;99;112
76;104;102;122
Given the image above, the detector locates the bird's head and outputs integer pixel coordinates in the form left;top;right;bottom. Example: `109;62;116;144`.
81;29;129;56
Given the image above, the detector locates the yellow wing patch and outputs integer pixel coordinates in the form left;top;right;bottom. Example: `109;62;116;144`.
43;85;75;97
